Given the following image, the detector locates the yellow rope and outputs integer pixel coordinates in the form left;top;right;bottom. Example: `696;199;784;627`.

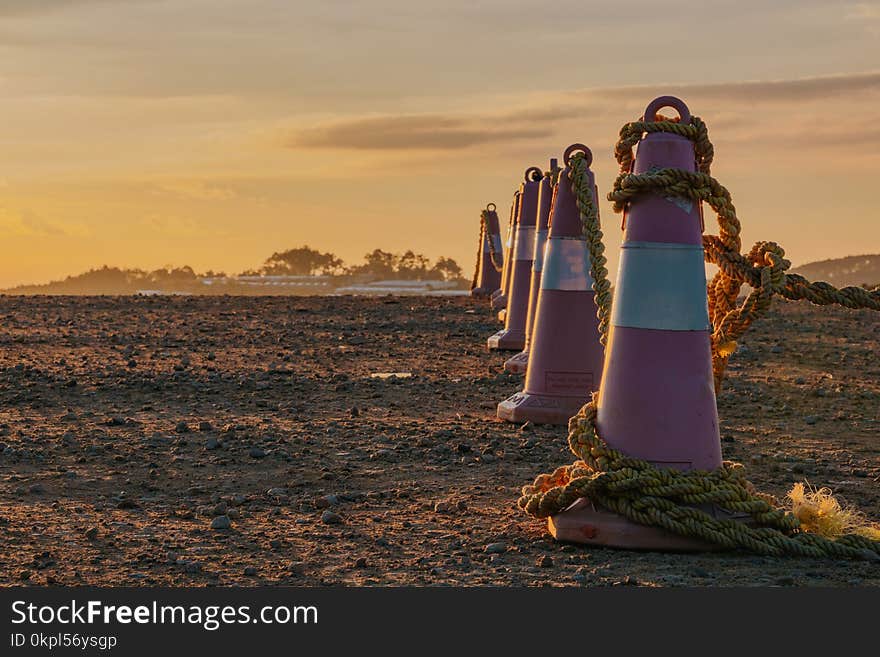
568;155;612;345
517;114;880;560
608;115;880;390
518;398;880;559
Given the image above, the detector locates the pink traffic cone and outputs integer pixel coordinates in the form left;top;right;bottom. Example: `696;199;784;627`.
470;203;504;298
498;147;604;423
488;167;543;350
549;97;727;550
505;158;558;373
490;191;520;313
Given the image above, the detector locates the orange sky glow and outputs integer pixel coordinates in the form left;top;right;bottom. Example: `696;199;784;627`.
0;0;878;288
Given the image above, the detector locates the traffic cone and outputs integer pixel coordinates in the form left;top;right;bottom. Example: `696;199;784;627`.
498;146;604;423
549;97;728;549
470;203;504;298
488;166;543;350
505;158;558;373
490;191;520;313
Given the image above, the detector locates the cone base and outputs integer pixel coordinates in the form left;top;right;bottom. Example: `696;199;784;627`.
487;329;525;352
503;350;529;374
470;286;498;299
496;309;507;323
549;498;750;552
497;390;584;424
490;294;507;311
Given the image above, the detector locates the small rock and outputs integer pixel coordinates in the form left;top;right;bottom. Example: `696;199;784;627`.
775;576;795;586
205;437;221;450
175;421;190;434
198;421;214;432
433;500;455;514
485;542;507;554
249;447;267;459
349;407;359;418
481;453;497;463
354;557;368;568
84;527;99;540
210;515;232;530
314;494;339;508
243;566;258;576
28;483;46;495
537;555;553;568
804;416;819;425
321;510;342;525
770;345;783;354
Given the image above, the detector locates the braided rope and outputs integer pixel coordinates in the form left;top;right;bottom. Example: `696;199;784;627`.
568;155;612;345
608;115;880;390
517;114;880;560
518;398;880;559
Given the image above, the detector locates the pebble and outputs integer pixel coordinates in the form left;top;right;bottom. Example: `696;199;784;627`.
243;566;258;576
210;515;232;530
249;447;267;459
175;421;190;434
354;557;368;568
485;542;507;554
804;415;819;425
198;421;214;432
321;510;342;525
84;527;99;540
537;555;553;568
205;437;221;450
433;500;456;514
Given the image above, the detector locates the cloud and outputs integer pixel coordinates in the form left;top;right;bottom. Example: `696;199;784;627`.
0;1;145;17
0;207;85;237
289;114;553;150
153;180;238;201
285;71;880;155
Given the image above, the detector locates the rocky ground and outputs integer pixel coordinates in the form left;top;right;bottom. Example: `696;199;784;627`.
0;295;877;587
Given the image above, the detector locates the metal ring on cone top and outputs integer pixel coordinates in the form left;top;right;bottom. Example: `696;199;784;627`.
524;166;543;182
643;96;691;123
563;143;592;167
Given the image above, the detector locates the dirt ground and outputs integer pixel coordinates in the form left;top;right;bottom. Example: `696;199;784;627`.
0;294;877;587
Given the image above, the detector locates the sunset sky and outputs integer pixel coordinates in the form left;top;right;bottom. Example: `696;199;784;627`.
0;0;878;288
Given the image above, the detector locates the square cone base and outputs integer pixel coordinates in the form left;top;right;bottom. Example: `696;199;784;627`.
490;295;507;311
471;287;496;298
503;350;529;374
549;498;751;552
497;391;584;425
487;329;525;351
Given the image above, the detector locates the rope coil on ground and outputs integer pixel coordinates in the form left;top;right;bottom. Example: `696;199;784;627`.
518;114;880;560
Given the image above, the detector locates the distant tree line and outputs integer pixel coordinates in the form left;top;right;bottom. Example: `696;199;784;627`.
242;246;463;281
2;246;466;295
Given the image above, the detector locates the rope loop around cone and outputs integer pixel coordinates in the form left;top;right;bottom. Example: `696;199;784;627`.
609;113;880;390
517;112;880;561
518;397;880;560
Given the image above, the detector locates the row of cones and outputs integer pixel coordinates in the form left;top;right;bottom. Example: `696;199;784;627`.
472;96;725;549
